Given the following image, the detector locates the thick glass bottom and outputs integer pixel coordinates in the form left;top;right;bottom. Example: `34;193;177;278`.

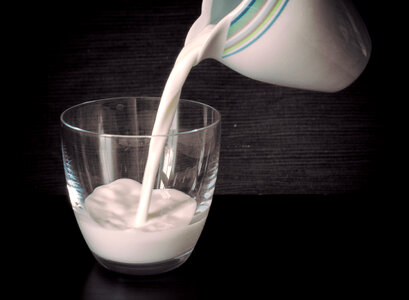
92;249;193;276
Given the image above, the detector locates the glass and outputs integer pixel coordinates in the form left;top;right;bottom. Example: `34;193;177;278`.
60;97;221;275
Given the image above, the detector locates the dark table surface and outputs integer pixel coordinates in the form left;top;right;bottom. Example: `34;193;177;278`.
10;192;382;299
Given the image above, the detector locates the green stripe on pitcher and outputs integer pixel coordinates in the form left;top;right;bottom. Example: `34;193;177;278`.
227;0;263;38
223;0;289;58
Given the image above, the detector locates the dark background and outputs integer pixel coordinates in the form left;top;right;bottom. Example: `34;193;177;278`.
10;0;385;196
6;1;391;298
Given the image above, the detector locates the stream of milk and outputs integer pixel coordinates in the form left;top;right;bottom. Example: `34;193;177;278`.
135;25;216;227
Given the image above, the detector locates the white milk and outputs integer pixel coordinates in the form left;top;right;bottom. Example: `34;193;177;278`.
76;178;208;264
135;25;216;227
76;26;218;264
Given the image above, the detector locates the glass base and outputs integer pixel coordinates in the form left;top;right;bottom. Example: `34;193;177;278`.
92;249;193;276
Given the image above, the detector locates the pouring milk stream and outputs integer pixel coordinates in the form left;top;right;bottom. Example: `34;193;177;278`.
84;0;371;242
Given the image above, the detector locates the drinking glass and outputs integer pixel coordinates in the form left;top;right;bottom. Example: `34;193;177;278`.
60;97;221;275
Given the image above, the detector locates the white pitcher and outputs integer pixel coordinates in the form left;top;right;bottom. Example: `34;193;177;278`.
186;0;371;92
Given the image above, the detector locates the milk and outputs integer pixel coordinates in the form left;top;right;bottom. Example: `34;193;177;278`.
135;25;216;227
76;209;206;264
75;178;207;264
78;26;218;264
85;178;197;231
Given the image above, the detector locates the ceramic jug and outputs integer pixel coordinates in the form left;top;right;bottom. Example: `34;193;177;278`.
186;0;371;92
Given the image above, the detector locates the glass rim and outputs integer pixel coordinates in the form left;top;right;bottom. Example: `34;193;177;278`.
60;97;221;138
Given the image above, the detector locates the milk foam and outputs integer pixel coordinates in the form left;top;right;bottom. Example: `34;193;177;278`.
85;178;197;231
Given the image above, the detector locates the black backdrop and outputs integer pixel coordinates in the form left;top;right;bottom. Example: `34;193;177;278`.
11;0;385;196
5;1;392;297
